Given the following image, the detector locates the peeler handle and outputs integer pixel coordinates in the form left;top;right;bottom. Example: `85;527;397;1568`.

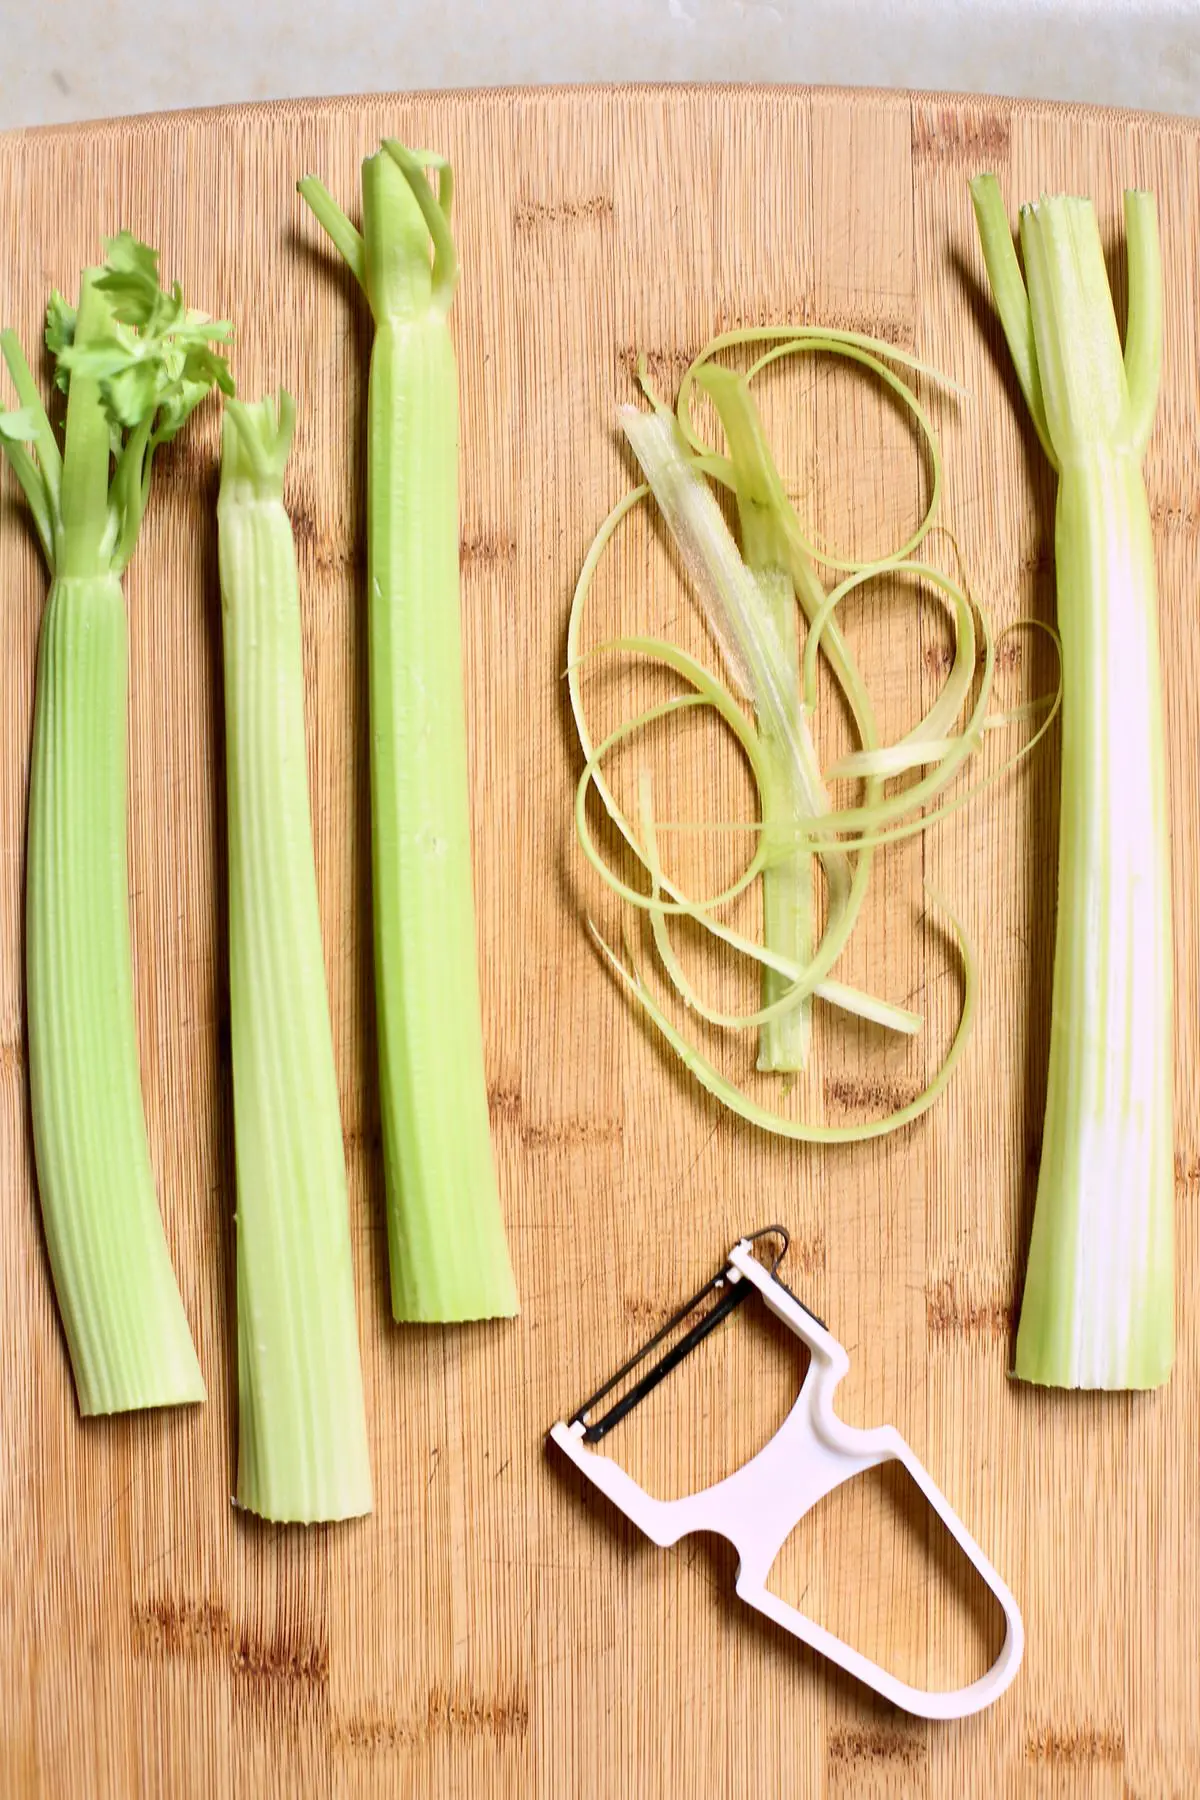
725;1241;1025;1719
729;1416;1025;1720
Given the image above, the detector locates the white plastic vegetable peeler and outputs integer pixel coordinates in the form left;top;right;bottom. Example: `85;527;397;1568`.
549;1229;1024;1720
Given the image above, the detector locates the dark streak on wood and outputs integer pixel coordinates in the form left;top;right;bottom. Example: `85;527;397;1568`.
153;432;218;491
460;529;518;571
520;1118;623;1150
1149;496;1200;537
911;104;1010;163
514;195;614;231
823;1072;922;1114
489;1084;621;1149
708;301;914;347
335;1684;530;1751
132;1595;328;1687
343;1120;382;1158
828;1723;925;1767
231;1627;329;1687
615;343;699;393
1025;1724;1125;1764
487;1085;523;1124
926;1278;1013;1340
132;1596;229;1653
285;481;358;574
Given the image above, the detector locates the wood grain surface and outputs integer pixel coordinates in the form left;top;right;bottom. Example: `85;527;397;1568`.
1;84;1197;1799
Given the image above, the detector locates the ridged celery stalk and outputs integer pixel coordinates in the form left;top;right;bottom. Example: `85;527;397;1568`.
0;239;232;1413
972;176;1174;1388
299;143;517;1322
218;394;372;1520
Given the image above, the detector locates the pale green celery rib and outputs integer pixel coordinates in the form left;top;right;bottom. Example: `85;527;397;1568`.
1015;449;1173;1390
302;146;517;1322
369;309;516;1321
974;181;1173;1389
218;393;372;1521
26;575;205;1414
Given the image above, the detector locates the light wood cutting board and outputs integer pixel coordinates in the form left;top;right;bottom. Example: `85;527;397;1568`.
0;84;1197;1800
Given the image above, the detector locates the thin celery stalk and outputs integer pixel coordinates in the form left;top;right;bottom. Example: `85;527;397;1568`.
2;251;229;1414
300;145;517;1321
972;176;1173;1389
218;393;372;1521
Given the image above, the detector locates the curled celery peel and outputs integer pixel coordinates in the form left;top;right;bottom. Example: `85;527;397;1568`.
1;236;231;1414
300;145;517;1323
972;176;1173;1390
571;322;1057;1144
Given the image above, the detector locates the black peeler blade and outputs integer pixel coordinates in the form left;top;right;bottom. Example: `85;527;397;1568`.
568;1225;793;1444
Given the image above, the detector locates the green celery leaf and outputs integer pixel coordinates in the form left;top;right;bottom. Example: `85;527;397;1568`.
104;360;162;429
0;406;39;441
95;234;173;331
60;235;235;449
46;290;77;392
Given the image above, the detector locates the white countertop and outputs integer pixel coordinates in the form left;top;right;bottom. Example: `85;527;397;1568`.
1;0;1196;132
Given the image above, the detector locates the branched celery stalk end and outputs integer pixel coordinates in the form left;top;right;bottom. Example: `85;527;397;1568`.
2;242;231;1413
300;145;518;1323
218;393;372;1521
971;175;1174;1389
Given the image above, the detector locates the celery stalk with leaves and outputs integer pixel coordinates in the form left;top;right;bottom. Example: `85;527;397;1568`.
0;237;232;1413
218;393;372;1520
971;176;1174;1389
299;143;518;1322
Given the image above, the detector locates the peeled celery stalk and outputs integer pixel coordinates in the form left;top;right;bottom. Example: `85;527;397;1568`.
1;239;231;1413
218;393;372;1521
972;175;1174;1389
300;143;517;1322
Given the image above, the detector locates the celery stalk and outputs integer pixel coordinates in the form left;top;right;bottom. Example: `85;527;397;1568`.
218;393;373;1520
300;145;517;1322
971;176;1174;1388
1;240;232;1412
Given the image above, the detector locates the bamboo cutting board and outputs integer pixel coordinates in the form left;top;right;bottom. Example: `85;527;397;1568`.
0;84;1197;1800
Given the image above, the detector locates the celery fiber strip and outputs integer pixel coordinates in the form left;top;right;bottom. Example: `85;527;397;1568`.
755;570;818;1068
301;145;517;1321
972;176;1173;1389
218;393;372;1521
3;246;231;1413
